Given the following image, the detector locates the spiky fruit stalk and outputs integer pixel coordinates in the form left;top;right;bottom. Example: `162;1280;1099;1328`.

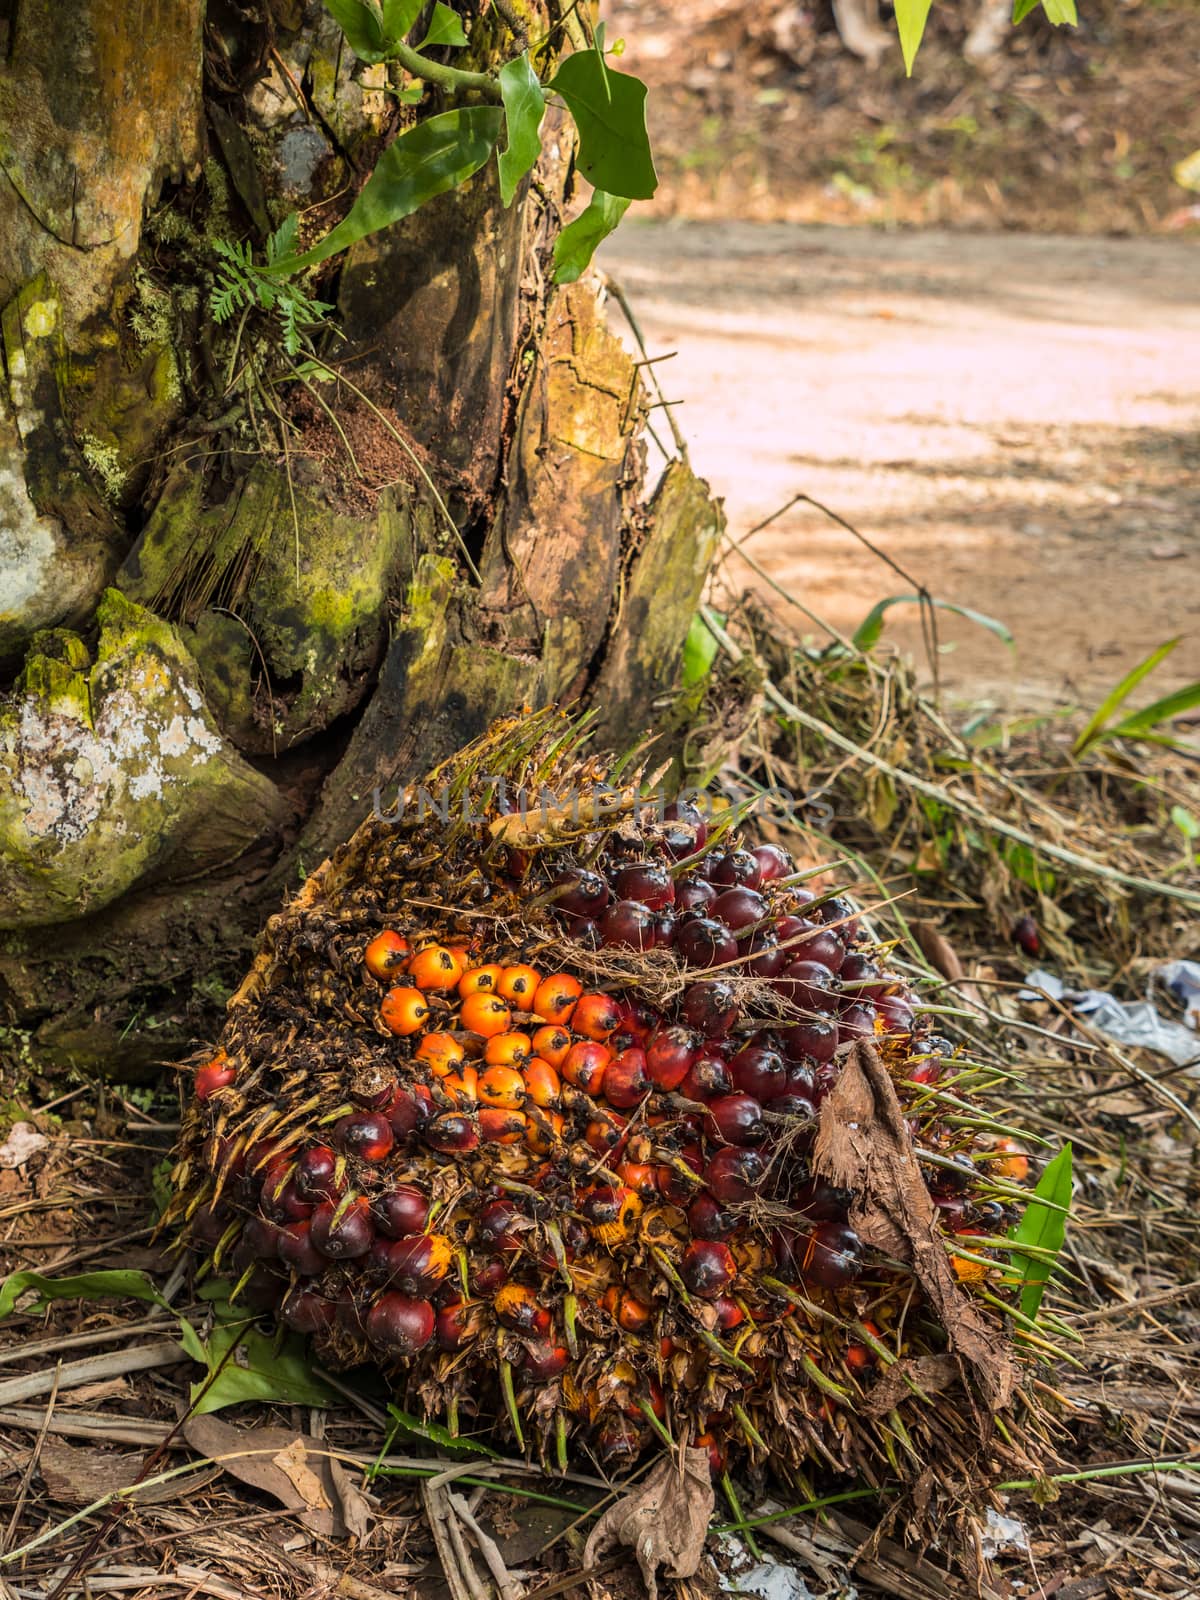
168;713;1039;1482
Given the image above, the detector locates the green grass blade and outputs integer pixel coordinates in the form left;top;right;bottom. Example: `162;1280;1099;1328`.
1108;680;1200;742
1005;1144;1073;1322
1072;637;1181;755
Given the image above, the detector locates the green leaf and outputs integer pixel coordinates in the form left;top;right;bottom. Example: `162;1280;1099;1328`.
1072;636;1181;755
268;106;504;274
552;188;631;283
1041;0;1078;23
893;0;933;74
323;0;389;62
418;1;468;48
497;53;546;208
549;51;656;200
1171;804;1200;842
1109;681;1200;743
382;0;424;41
851;593;1014;653
682;610;722;688
184;1301;338;1415
385;1403;503;1458
0;1268;170;1319
1006;1145;1072;1323
267;213;299;264
1012;0;1040;21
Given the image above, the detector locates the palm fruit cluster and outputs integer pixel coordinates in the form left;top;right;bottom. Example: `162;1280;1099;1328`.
169;713;1036;1481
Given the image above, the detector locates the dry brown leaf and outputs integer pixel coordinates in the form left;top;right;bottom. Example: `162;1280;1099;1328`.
183;1414;366;1537
814;1040;1015;1411
857;1354;961;1418
911;921;983;1011
330;1455;373;1541
582;1448;713;1600
36;1439;217;1507
62;1378;130;1407
0;1122;48;1169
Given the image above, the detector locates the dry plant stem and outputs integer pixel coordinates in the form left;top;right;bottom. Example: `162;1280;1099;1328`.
0;1315;177;1366
0;1342;183;1409
447;1490;523;1600
1;1362;59;1553
0;1408;177;1448
422;1482;478;1600
699;607;1200;910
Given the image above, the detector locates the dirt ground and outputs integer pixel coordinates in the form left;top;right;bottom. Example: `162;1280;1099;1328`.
602;221;1200;711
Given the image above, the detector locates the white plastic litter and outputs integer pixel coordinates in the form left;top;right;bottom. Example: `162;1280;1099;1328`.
716;1534;822;1600
980;1507;1030;1559
1022;966;1200;1069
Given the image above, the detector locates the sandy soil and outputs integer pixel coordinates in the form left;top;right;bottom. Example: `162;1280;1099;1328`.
601;221;1200;712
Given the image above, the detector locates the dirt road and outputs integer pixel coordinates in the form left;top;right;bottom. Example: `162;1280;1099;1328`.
601;223;1200;711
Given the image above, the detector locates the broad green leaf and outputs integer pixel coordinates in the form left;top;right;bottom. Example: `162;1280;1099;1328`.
497;53;546;207
1012;0;1040;21
1109;681;1200;742
1072;636;1181;755
851;593;1014;653
323;0;389;62
418;1;468;48
182;1301;338;1415
0;1268;169;1319
267;213;299;264
894;0;933;74
1041;0;1078;23
384;1403;503;1458
1006;1144;1072;1323
1171;804;1200;842
549;51;656;200
268;107;503;274
552;188;631;283
382;0;424;40
682;609;722;688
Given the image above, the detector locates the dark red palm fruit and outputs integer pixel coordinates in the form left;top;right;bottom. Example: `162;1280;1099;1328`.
677;917;739;968
191;1203;233;1248
423;1112;480;1154
277;1218;326;1275
790;924;847;974
662;798;708;857
712;1294;745;1332
552;869;611;920
784;1060;817;1097
681;1240;736;1298
838;951;887;998
777;960;840;1013
494;1283;552;1335
695;1430;726;1475
435;1298;483;1351
770;1093;818;1128
781;1016;839;1064
908;1055;941;1086
813;1062;841;1104
387;1086;433;1138
705;1094;767;1147
293;1145;344;1204
617;1161;660;1201
774;910;814;944
281;1285;337;1335
652;910;677;949
384;1234;451;1296
520;1338;570;1379
680;1054;733;1102
710;887;766;931
599;899;656;951
311;1195;374;1260
603;1047;651;1109
800;1221;863;1289
688;1192;736;1240
741;929;789;980
926;1150;976;1194
373;1184;430;1239
615;997;659;1044
614;862;676;910
478;1199;525;1252
751;842;792;882
681;980;739;1040
675;878;717;914
646;1027;701;1091
793;1177;853;1220
933;1195;970;1228
813;895;859;939
729;1042;788;1101
334;1112;394;1164
572;918;602;949
194;1056;236;1100
366;1292;436;1357
241;1216;283;1260
260;1173;314;1225
837;1003;877;1042
1012;913;1040;957
876;994;915;1033
573;993;623;1041
335;1291;368;1338
705;1146;766;1204
562;1041;610;1094
708;850;762;890
239;1262;289;1315
470;1255;509;1295
597;1415;644;1458
585;1115;624;1156
657;1145;704;1203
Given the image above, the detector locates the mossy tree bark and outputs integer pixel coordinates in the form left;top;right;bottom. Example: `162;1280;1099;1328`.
0;0;723;1075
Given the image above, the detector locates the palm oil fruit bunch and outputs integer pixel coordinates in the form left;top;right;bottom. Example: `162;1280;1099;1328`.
168;713;1035;1482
